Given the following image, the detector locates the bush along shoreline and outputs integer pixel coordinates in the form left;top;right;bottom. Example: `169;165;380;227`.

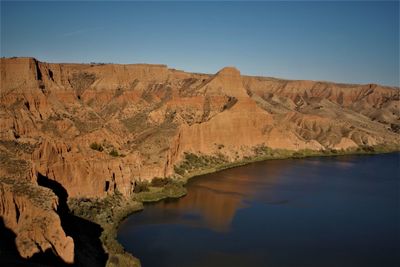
67;178;187;267
66;144;399;267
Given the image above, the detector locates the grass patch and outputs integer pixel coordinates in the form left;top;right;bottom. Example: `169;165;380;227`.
134;182;186;203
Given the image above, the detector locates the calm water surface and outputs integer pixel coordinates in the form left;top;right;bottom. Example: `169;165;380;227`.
118;153;400;267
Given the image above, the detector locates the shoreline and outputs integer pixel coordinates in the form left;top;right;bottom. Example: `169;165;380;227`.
179;145;400;183
68;145;399;267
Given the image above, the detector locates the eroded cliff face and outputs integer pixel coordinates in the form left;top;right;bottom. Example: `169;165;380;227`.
0;141;74;264
0;57;399;261
1;57;399;199
0;175;74;264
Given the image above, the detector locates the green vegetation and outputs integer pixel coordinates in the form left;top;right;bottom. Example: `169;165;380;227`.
90;142;104;152
67;142;399;267
253;145;275;156
174;152;227;176
109;149;119;157
67;177;187;266
90;142;126;158
133;180;149;193
151;177;173;187
134;182;186;203
173;143;400;183
0;177;56;211
68;192;143;267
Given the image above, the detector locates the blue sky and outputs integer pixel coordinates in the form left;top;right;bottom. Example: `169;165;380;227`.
1;1;399;86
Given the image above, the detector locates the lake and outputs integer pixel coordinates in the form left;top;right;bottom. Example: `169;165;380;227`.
118;153;400;267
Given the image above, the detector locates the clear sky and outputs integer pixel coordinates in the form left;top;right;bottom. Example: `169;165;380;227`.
1;1;399;86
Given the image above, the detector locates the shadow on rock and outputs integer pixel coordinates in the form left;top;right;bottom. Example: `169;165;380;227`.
37;173;108;267
0;217;66;267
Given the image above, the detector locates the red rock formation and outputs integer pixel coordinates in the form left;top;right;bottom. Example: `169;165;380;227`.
0;176;74;263
0;140;74;263
1;57;398;198
0;57;399;261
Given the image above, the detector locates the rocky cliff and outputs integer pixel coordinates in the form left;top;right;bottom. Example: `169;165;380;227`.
0;176;74;264
0;57;399;262
0;143;74;264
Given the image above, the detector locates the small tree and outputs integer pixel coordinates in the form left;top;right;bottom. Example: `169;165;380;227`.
109;149;119;157
134;181;149;193
90;142;103;152
151;177;173;187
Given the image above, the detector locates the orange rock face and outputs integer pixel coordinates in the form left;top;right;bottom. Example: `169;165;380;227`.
0;57;399;261
0;177;74;263
0;141;74;263
1;57;399;198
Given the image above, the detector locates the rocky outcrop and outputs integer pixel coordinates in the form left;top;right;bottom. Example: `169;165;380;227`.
0;140;74;264
0;176;74;263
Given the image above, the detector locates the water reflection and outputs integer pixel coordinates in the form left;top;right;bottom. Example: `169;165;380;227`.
118;154;400;267
138;161;289;232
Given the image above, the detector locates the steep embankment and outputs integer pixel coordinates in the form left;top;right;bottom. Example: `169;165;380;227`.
0;57;399;264
0;141;74;265
0;177;74;264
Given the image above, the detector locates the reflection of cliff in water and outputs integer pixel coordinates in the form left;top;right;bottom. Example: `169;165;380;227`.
133;160;295;232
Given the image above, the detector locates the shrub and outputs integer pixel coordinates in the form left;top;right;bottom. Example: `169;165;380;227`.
109;149;119;157
359;146;375;153
253;145;273;156
134;181;149;193
90;142;103;152
151;177;173;187
292;152;303;158
174;165;185;176
173;152;228;176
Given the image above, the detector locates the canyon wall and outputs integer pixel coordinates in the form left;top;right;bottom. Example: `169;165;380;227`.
0;177;74;263
1;57;399;198
0;139;74;264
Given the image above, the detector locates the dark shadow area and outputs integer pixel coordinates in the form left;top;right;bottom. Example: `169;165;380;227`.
37;173;108;267
0;217;61;267
34;59;42;81
37;173;69;213
48;70;54;81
